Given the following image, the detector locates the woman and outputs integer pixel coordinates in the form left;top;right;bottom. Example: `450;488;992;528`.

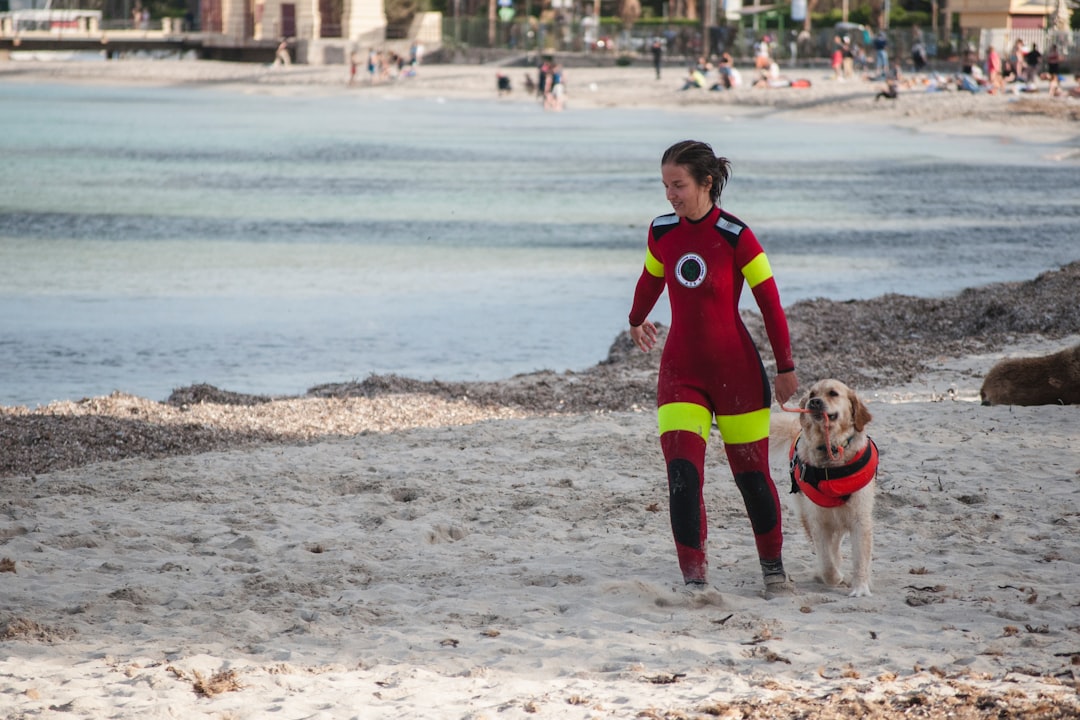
628;140;799;595
986;45;1003;93
1047;45;1063;95
831;36;844;80
754;35;772;70
1010;39;1027;82
543;62;565;111
1046;44;1062;79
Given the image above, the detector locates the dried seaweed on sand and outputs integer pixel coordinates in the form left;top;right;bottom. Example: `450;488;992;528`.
1;262;1077;479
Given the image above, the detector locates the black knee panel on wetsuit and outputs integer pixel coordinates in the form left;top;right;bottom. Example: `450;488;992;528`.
668;458;701;550
734;470;778;536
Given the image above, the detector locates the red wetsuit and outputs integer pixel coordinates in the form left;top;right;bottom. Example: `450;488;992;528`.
629;206;794;583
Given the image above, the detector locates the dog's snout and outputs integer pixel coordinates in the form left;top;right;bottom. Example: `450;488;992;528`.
808;397;826;411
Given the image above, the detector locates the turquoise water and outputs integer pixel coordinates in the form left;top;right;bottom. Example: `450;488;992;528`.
1;80;1077;407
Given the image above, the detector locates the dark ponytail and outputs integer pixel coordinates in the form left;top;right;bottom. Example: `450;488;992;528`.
661;140;731;205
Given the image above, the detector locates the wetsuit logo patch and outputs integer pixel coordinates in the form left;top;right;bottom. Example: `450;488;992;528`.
675;253;707;288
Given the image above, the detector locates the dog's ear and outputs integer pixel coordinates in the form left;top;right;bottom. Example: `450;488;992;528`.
852;395;873;432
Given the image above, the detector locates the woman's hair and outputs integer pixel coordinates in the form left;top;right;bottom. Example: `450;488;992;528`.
661;140;732;205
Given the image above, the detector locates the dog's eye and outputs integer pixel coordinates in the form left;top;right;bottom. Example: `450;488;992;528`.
828;390;839;397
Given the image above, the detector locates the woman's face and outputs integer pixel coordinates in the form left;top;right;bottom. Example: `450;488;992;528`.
662;162;712;220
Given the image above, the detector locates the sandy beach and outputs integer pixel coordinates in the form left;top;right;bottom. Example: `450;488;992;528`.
2;56;1080;142
2;59;1080;719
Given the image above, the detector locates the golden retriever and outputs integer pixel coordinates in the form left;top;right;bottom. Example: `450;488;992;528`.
772;379;878;597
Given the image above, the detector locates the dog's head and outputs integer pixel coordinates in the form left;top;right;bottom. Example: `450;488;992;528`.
798;379;873;461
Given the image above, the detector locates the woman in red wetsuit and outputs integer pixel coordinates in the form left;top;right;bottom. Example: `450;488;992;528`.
628;140;799;594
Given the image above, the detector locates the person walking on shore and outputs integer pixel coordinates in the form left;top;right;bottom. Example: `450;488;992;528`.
628;140;799;595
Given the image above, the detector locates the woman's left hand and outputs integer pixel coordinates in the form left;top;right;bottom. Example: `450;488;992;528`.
774;371;799;407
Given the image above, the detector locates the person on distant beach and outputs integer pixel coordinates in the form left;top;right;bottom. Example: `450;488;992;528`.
1046;44;1062;79
651;37;664;80
986;45;1003;93
910;25;927;74
875;60;902;100
681;64;708;90
911;39;928;73
754;35;772;70
537;60;550;101
838;37;855;78
960;45;977;76
709;52;737;90
830;36;844;80
752;63;792;89
496;72;512;95
1067;73;1080;99
851;42;868;74
1010;39;1027;82
367;48;379;84
348;49;360;86
627;140;799;595
1023;43;1042;85
872;29;889;78
841;36;855;79
274;39;291;67
543;62;565;111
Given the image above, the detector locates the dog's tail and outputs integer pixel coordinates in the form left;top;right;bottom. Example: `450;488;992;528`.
767;412;799;477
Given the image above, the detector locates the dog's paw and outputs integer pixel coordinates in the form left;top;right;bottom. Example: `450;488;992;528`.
818;571;844;587
848;583;872;598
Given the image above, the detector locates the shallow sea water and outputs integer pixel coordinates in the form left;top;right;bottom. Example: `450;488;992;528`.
1;81;1077;406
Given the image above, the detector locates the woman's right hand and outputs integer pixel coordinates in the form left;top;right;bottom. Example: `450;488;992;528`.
630;321;658;352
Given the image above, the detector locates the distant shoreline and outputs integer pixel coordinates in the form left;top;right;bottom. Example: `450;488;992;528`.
3;58;1079;147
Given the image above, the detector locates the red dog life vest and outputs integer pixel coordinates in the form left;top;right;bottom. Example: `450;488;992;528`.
789;434;878;508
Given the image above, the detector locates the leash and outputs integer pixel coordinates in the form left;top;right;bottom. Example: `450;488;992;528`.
780;402;841;462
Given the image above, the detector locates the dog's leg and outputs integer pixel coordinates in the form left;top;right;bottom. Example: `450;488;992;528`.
799;511;814;545
817;526;845;587
846;490;874;597
848;519;873;597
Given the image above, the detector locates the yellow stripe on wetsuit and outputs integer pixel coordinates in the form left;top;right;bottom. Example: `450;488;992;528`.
658;403;770;444
644;247;664;278
741;252;773;289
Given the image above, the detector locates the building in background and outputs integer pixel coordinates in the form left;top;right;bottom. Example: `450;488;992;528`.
953;0;1071;31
